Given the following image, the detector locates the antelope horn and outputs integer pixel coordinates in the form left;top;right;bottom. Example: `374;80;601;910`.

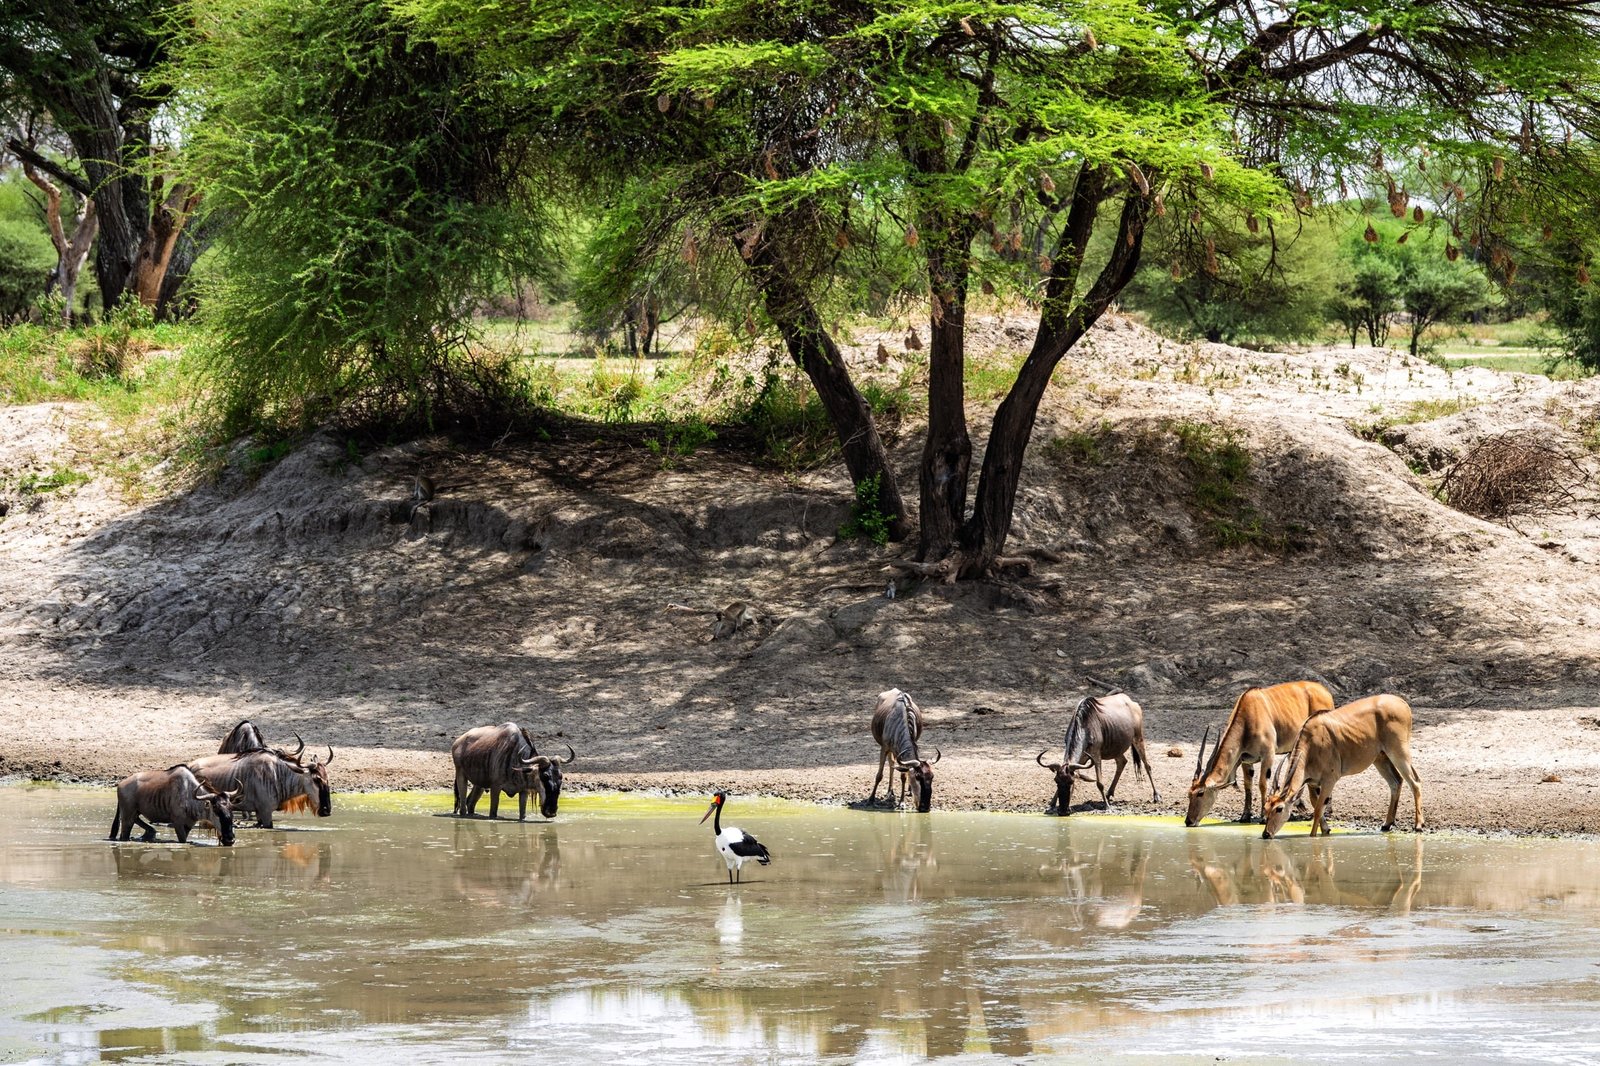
291;733;305;759
1194;725;1211;778
929;747;941;766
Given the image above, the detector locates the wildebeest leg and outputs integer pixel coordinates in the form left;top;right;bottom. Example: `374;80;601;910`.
1134;731;1160;803
518;789;528;822
453;769;469;816
176;823;191;844
464;785;484;817
1240;764;1256;823
488;789;501;820
869;749;890;805
1102;756;1126;807
133;815;158;842
1374;753;1403;832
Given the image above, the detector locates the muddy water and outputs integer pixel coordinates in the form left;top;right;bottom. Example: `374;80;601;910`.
4;786;1600;1064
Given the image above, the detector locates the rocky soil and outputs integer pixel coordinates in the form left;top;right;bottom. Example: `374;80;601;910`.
4;314;1600;834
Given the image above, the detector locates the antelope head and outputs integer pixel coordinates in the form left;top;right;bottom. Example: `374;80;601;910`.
1184;725;1218;826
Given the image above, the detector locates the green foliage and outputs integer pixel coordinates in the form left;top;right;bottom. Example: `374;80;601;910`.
176;0;549;433
1167;420;1280;549
1127;214;1342;344
839;472;895;546
0;216;53;325
645;416;717;468
1547;280;1600;373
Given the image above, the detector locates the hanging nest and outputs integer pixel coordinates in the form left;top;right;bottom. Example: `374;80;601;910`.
1437;431;1586;526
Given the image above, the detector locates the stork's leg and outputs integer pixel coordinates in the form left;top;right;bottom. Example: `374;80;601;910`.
1240;764;1256;823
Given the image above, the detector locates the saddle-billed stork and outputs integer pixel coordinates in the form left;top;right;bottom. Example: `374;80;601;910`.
700;791;771;884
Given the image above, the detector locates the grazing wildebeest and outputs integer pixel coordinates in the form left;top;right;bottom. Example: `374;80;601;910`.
1185;680;1336;825
109;764;239;845
190;747;333;828
1262;694;1424;839
451;723;575;820
868;688;939;812
1036;691;1158;815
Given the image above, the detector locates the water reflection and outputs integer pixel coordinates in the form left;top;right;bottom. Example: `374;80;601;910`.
1188;835;1425;911
5;789;1600;1064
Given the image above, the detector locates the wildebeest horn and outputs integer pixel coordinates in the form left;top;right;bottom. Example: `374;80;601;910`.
227;787;242;801
1194;725;1211;778
561;744;575;765
929;747;941;766
324;745;334;765
195;787;215;800
291;733;304;759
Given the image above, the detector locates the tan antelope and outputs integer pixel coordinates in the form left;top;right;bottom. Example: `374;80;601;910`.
1262;694;1424;839
1185;680;1335;825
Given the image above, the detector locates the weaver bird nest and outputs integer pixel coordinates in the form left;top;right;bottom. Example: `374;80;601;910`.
1437;431;1586;526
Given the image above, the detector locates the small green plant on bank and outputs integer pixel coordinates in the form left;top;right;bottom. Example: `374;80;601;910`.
1169;420;1282;549
645;416;717;468
839;472;896;545
1043;423;1112;466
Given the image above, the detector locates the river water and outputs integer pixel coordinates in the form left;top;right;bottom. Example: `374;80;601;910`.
2;784;1599;1064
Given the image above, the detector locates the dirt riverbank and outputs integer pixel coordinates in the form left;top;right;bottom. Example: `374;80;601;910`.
4;314;1600;834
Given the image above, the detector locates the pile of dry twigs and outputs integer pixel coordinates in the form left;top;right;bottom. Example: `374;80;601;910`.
1437;430;1586;525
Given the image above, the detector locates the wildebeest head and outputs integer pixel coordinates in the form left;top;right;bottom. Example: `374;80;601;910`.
520;745;575;819
895;748;939;813
1184;725;1220;827
1037;750;1091;816
195;784;242;846
284;747;334;817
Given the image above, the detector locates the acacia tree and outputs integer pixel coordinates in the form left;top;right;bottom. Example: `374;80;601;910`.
404;0;1597;577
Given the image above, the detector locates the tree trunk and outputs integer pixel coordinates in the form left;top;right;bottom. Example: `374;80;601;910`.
132;176;200;307
960;184;1151;577
744;235;907;540
18;157;97;324
917;240;974;561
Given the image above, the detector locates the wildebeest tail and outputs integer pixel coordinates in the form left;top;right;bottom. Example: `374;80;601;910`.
1131;740;1146;782
109;810;120;840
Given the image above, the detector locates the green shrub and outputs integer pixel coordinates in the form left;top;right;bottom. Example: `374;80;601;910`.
839;472;896;545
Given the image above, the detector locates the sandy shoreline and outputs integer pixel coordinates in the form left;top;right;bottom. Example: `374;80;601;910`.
4;698;1596;836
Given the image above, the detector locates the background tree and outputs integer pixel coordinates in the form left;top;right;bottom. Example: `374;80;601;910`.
0;0;200;316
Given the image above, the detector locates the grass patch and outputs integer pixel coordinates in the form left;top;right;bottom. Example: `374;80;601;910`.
1437;353;1592;380
1167;419;1285;550
1043;422;1113;466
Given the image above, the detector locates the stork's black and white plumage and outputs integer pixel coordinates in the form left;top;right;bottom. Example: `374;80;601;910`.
700;791;771;884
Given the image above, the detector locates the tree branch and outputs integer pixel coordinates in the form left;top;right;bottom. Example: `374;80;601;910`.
4;140;90;198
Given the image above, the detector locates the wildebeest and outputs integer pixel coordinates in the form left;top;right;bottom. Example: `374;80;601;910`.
451;723;575;820
1037;691;1158;815
1262;693;1424;839
109;764;239;846
190;747;333;828
218;719;307;764
868;688;940;812
1185;680;1336;825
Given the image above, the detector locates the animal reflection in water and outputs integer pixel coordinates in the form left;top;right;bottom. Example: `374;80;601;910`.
700;791;771;884
1037;838;1152;929
451;821;562;906
1188;835;1425;910
870;816;938;902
